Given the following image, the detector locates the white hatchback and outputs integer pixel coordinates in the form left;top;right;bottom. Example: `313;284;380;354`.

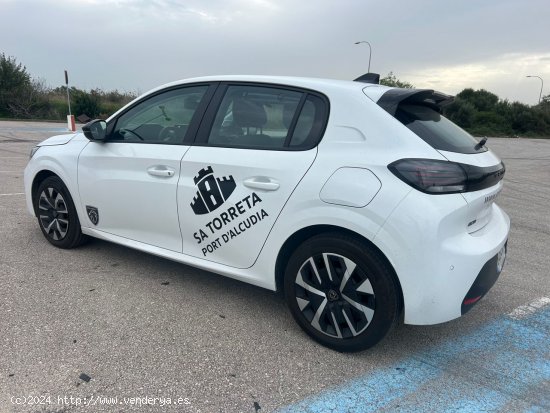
24;75;509;351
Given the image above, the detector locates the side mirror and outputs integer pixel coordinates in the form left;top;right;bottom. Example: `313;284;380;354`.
82;119;108;141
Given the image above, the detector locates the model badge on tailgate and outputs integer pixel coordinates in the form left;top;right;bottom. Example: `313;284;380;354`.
484;189;501;204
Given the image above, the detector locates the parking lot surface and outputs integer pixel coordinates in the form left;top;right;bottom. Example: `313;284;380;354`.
1;121;549;412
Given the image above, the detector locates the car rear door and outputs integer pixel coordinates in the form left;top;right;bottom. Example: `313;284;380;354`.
77;84;215;252
177;83;329;268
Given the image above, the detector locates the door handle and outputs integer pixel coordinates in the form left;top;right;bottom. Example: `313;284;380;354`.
147;166;175;177
243;177;280;191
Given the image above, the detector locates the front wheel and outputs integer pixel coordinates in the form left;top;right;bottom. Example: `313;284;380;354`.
34;176;88;249
284;233;400;352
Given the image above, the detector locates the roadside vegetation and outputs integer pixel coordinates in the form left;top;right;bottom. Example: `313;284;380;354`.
0;53;136;121
1;53;549;137
381;72;550;138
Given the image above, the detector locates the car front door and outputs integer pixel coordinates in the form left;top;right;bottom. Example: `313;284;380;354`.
177;83;328;268
78;84;214;252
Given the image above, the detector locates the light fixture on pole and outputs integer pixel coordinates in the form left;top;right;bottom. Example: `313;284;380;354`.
526;75;544;104
354;41;372;73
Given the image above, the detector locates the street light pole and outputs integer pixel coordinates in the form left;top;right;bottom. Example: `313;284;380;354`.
354;41;372;73
526;75;544;104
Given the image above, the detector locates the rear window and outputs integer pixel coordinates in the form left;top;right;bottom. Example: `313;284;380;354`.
395;104;486;154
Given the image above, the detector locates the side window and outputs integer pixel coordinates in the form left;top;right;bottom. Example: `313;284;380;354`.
111;86;208;144
206;85;328;150
208;85;303;149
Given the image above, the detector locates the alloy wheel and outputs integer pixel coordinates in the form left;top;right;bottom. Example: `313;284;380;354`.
38;187;69;241
294;253;375;338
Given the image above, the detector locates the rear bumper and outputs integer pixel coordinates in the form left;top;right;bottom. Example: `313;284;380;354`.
461;242;506;315
373;189;510;325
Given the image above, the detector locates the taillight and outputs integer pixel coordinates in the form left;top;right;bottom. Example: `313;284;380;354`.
388;159;505;194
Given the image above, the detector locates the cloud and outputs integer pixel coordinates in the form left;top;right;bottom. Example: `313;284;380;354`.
1;0;548;104
398;53;550;103
65;0;280;23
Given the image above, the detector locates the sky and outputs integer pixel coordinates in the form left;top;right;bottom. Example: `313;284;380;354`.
1;0;549;105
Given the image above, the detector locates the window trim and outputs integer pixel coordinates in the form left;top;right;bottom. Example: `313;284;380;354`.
193;81;330;151
283;93;307;147
105;82;219;145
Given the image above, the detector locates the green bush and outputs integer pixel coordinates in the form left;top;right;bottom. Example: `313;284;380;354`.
444;89;550;137
49;97;69;120
100;102;123;118
445;99;476;128
73;89;101;118
455;89;499;112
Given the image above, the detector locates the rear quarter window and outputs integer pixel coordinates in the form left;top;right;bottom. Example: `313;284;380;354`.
395;104;486;154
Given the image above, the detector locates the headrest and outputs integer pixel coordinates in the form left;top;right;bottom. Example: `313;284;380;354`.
233;98;267;128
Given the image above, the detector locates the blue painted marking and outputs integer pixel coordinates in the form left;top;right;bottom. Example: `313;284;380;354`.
278;359;439;413
277;306;550;412
526;406;547;413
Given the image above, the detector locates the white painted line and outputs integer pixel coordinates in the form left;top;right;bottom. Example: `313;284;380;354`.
0;193;24;196
508;296;550;320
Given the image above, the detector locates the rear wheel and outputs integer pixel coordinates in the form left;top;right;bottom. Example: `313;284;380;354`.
34;176;87;249
284;233;399;352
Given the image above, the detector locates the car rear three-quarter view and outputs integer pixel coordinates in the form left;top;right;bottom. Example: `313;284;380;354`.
24;75;510;352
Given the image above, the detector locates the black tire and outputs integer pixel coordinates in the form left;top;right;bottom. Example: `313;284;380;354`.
34;176;88;249
284;233;400;352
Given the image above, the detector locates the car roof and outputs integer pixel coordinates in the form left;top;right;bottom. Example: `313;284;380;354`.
107;75;396;123
149;75;393;96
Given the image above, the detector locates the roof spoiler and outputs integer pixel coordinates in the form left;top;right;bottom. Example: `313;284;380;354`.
354;73;380;84
377;88;454;115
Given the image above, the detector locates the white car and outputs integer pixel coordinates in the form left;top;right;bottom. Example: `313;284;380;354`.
24;75;509;352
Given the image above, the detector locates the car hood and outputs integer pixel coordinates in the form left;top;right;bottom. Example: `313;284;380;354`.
38;133;78;146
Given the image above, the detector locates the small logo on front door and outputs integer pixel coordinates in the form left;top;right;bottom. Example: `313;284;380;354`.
86;206;99;225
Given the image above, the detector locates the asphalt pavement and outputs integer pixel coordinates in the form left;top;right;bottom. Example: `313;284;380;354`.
0;121;548;412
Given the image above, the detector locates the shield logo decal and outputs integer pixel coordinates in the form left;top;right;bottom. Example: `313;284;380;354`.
86;206;99;225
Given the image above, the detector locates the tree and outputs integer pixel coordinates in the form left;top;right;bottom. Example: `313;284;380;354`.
455;88;498;112
444;88;550;137
0;53;32;116
537;94;550;113
6;78;51;118
444;99;476;128
380;72;414;88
